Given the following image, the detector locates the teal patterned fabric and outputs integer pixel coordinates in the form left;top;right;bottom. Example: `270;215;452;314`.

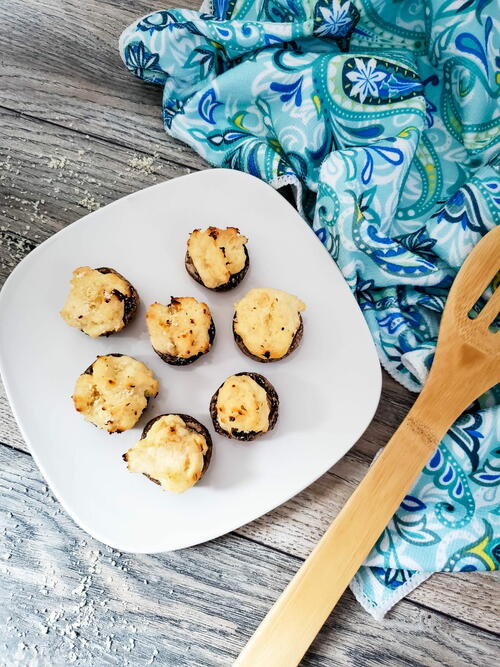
120;0;500;615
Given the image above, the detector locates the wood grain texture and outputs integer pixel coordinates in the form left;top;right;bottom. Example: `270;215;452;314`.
0;0;499;663
1;445;499;667
0;0;206;168
0;106;191;284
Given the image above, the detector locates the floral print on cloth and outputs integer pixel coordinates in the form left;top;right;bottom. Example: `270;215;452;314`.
120;0;500;617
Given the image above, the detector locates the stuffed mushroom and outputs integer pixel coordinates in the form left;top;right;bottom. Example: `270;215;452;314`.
209;372;279;441
123;414;212;493
185;227;249;291
72;354;158;433
233;288;305;362
60;266;138;337
146;297;215;365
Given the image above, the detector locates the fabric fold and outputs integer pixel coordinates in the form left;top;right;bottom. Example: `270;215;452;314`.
119;0;499;617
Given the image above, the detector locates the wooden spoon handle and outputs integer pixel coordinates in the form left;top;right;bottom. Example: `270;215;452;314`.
235;407;447;667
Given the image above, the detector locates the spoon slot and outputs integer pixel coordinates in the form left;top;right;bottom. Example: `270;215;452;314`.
448;227;500;322
476;286;500;330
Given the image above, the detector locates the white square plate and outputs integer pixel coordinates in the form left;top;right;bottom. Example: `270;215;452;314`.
0;169;380;552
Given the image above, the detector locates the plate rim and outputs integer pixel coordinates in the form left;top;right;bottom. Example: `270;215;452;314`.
0;168;382;553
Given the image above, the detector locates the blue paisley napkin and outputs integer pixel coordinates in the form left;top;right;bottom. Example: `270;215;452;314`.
120;1;500;617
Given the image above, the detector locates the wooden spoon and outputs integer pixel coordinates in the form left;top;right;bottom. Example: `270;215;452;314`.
235;225;500;667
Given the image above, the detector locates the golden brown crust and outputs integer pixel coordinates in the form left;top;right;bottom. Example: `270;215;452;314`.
232;288;305;361
122;413;213;493
146;297;216;366
60;266;138;338
233;314;304;363
185;227;249;291
73;354;158;433
96;267;139;329
209;372;279;441
138;413;212;476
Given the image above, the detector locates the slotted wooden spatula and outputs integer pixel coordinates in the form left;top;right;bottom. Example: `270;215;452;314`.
236;224;500;667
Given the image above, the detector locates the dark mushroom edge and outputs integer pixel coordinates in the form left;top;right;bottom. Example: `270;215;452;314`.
147;297;216;366
78;354;158;434
83;352;125;376
152;319;216;366
123;413;213;486
209;372;279;441
185;245;249;292
95;267;139;334
233;314;304;363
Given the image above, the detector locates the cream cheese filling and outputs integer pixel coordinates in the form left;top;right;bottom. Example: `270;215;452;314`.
73;355;158;433
61;266;131;338
124;415;208;493
234;288;305;359
146;297;212;358
188;227;247;288
216;375;270;434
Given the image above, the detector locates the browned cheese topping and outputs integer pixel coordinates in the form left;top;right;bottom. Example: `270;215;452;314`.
216;375;270;434
234;288;305;359
60;266;132;337
146;297;212;358
124;415;208;493
188;227;248;288
73;355;158;433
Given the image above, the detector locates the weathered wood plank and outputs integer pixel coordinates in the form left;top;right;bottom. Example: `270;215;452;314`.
0;106;191;283
0;107;498;634
1;374;498;636
1;0;207;168
1;444;498;666
238;455;500;635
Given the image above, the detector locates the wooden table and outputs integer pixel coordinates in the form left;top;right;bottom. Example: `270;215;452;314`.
0;2;498;664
